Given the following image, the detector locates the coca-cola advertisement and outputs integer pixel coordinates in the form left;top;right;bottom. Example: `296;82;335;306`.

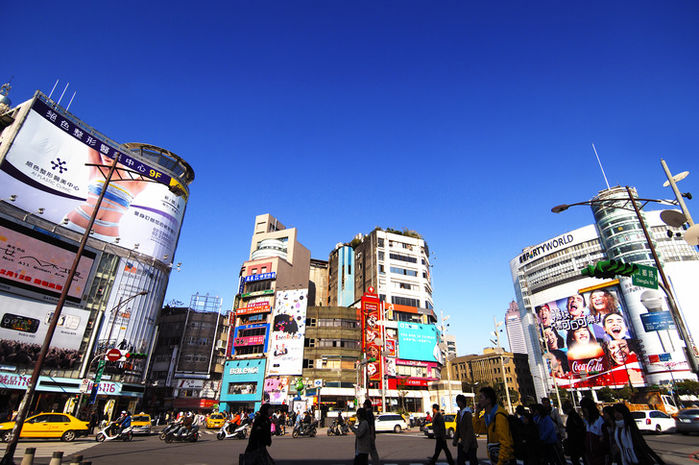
535;284;645;389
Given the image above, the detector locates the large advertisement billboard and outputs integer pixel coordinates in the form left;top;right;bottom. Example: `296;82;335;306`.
535;284;645;388
0;217;95;302
267;289;308;376
397;322;441;363
0;292;89;369
0;98;187;260
361;291;383;382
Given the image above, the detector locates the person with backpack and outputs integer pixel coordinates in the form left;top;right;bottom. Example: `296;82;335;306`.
562;401;586;465
473;387;514;465
453;394;478;465
532;404;564;465
580;397;608;465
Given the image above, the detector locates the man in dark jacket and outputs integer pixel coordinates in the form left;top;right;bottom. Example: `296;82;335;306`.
429;404;455;465
453;395;477;465
246;404;273;454
362;399;380;465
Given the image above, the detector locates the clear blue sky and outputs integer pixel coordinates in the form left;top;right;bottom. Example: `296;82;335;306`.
5;1;699;355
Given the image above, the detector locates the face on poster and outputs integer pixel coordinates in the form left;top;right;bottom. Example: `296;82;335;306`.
0;99;187;260
535;285;645;388
263;377;290;405
267;289;308;376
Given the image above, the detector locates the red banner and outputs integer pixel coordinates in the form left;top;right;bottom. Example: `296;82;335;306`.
361;290;383;382
233;335;265;347
236;302;272;316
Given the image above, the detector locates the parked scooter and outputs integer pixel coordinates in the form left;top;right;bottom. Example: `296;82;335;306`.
164;424;200;443
216;420;249;440
292;421;317;438
159;422;181;440
95;422;133;442
327;419;349;436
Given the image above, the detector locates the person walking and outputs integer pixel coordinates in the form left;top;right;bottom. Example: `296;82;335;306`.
363;399;381;465
580;397;608;465
350;408;371;465
562;401;586;465
428;404;455;465
244;403;274;465
473;387;514;465
532;404;564;465
601;406;619;465
612;404;665;465
453;395;477;465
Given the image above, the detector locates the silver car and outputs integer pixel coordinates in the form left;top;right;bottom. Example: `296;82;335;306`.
675;408;699;435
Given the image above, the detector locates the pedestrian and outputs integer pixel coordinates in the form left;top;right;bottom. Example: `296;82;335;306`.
362;399;381;465
350;408;371;465
453;395;477;465
580;397;607;465
472;387;514;465
601;406;619;465
532;404;564;465
428;403;455;465
243;403;274;465
562;401;585;465
542;398;566;462
517;410;542;465
612;403;665;465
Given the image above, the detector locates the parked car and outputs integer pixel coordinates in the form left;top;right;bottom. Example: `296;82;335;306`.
674;408;699;435
374;414;408;433
206;413;227;429
131;414;152;435
0;413;90;442
423;414;457;439
631;409;675;433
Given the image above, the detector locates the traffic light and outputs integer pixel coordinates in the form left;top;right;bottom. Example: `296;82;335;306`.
124;352;147;359
580;260;639;279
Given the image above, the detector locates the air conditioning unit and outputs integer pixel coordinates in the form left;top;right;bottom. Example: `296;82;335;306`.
215;340;225;351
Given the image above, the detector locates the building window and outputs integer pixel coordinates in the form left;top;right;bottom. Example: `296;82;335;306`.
303;359;314;369
239;327;266;337
378;238;384;248
228;382;257;395
392;296;419;307
389;253;417;263
398;282;412;290
304;338;316;347
234;345;263;355
378;252;384;261
390;266;417;277
379;265;385;274
245;280;272;293
306;318;317;327
261;267;267;273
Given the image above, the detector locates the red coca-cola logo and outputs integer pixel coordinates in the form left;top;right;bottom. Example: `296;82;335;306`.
570;356;603;374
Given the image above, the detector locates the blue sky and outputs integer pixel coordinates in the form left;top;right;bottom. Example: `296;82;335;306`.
5;1;699;355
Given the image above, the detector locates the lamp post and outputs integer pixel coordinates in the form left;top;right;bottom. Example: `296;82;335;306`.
552;187;699;376
490;317;513;414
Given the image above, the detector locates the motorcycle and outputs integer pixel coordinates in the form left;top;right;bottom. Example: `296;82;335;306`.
95;422;133;442
216;420;249;440
164;425;200;443
159;422;181;440
292;422;317;438
327;419;349;436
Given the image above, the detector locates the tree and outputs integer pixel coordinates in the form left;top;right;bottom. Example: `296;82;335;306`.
615;385;633;401
675;379;699;396
597;387;615;402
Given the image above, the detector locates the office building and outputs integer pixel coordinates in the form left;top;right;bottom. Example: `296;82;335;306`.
505;301;527;354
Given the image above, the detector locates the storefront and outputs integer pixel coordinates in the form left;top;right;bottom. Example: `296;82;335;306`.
218;359;266;413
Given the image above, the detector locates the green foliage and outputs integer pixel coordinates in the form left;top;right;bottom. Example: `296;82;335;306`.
675;379;699;396
615;385;633;401
597;387;615;402
349;238;361;248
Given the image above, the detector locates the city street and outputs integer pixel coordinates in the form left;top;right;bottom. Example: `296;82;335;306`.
6;429;698;465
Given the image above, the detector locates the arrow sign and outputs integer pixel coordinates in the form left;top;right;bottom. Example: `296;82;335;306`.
105;348;122;362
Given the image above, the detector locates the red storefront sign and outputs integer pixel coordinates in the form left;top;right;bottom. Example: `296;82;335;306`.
173;398;218;409
234;335;265;347
387;377;430;389
361;288;383;382
236;302;271;316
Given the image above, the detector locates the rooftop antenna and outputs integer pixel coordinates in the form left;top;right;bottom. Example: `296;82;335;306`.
56;82;69;107
48;79;59;101
591;143;611;189
66;91;77;111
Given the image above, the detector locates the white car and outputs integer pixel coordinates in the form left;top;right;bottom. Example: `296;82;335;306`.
631;410;675;433
374;414;408;433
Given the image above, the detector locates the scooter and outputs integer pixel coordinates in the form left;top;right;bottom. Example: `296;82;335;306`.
159;422;181;440
216;420;249;440
292;421;317;438
327;419;349;436
95;422;133;442
164;425;200;443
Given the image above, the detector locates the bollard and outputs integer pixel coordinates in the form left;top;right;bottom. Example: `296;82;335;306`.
20;447;36;465
69;455;83;465
48;451;63;465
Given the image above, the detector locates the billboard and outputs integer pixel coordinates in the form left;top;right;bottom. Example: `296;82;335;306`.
267;289;308;375
0;292;89;369
0;97;187;260
0;217;95;302
263;376;289;405
397;322;441;363
361;291;383;381
534;284;645;388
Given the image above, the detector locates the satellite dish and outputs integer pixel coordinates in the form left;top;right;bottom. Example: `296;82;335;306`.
663;170;689;187
660;210;687;228
684;224;699;246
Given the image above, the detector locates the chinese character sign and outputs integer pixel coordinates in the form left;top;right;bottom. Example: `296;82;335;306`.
535;285;645;388
361;292;383;382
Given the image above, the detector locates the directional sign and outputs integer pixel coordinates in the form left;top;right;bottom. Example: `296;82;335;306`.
633;264;658;289
105;348;122;362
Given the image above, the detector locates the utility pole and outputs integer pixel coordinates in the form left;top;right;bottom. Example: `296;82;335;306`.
492;317;513;414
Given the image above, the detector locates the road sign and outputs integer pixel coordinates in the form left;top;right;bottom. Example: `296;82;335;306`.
641;311;675;332
105;348;122;362
633;264;658;289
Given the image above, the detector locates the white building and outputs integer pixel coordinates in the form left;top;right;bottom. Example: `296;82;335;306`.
505;301;527;354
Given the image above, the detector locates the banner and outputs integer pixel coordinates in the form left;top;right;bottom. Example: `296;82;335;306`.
267;289;308;375
535;284;645;388
361;291;383;381
0;98;187;260
0;292;89;369
0;217;95;302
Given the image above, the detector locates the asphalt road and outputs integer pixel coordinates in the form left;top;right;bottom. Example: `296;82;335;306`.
6;428;698;465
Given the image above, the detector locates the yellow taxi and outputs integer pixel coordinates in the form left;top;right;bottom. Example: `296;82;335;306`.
0;413;90;442
423;413;458;439
206;412;227;429
131;413;152;435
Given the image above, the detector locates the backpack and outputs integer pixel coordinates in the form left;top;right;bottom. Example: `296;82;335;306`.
495;412;534;461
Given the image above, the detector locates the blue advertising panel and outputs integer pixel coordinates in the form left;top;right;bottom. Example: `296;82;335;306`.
397;322;441;363
641;312;675;332
219;359;266;412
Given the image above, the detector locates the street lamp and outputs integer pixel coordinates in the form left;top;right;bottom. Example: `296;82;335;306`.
490;317;513;414
552;186;699;376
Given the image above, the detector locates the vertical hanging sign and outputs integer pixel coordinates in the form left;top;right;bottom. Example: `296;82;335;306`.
361;288;383;382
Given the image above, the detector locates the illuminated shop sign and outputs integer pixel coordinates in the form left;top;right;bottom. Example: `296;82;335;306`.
241;289;274;299
229;366;260;375
233;335;265;347
236;302;272;316
243;272;276;283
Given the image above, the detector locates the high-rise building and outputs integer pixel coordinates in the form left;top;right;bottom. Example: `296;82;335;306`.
0;86;193;415
328;243;356;307
445;334;458;360
511;186;699;400
505;301;527;354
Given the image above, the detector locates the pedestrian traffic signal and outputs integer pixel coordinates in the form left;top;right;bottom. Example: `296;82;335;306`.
580;260;639;279
124;352;147;359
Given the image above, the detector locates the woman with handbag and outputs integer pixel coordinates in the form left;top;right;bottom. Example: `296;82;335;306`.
243;403;274;465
